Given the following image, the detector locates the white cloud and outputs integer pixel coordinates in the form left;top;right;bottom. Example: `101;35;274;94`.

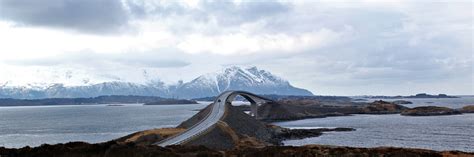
177;28;346;55
0;0;472;95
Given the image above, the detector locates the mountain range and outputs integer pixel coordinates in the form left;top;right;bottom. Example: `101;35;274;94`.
0;66;313;99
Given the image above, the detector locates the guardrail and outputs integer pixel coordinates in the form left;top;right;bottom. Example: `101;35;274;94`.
155;102;216;145
155;91;273;146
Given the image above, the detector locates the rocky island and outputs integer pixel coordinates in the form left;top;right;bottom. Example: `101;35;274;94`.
366;93;459;99
143;99;198;105
254;99;409;121
460;105;474;113
401;106;462;116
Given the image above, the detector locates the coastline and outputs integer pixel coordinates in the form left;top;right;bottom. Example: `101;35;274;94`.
1;97;473;153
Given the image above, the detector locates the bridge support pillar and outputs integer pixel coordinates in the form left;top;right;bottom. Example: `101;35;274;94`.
250;102;258;118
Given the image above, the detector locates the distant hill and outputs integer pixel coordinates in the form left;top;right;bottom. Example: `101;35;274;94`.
363;93;459;99
0;95;197;106
0;66;313;99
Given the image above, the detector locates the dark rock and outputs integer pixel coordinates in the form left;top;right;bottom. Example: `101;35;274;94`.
275;127;355;140
459;105;474;113
352;98;368;101
256;100;409;122
366;93;458;99
2;142;472;157
401;106;462;116
257;101;355;122
360;100;409;114
392;100;413;104
405;93;458;98
143;99;198;105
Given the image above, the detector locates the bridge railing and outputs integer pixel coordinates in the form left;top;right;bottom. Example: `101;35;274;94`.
155;102;216;146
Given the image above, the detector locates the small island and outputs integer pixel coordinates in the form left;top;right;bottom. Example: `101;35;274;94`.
144;99;198;105
460;105;474;113
366;93;459;99
401;106;461;116
405;93;458;98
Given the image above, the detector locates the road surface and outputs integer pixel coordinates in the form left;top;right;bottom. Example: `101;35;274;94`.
155;90;270;146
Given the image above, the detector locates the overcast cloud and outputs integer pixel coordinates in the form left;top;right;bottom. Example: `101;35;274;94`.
0;0;472;95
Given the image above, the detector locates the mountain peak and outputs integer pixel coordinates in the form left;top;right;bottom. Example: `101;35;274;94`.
0;66;313;99
174;66;312;98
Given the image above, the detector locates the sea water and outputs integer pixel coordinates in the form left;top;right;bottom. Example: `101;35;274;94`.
1;97;473;152
274;114;474;152
274;96;474;152
0;103;209;148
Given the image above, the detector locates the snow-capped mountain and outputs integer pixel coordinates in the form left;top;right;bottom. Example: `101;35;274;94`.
0;66;313;99
172;66;313;98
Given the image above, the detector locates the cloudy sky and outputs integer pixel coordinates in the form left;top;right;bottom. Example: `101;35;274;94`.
0;0;472;95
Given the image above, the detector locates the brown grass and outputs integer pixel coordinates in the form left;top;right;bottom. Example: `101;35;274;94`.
122;128;186;143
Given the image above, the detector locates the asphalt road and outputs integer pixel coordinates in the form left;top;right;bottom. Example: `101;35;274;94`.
155;91;271;146
155;91;232;146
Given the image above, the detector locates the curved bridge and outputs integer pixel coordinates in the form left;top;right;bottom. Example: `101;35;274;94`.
155;90;273;146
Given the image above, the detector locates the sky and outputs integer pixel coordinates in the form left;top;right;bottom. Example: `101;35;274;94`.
0;0;472;96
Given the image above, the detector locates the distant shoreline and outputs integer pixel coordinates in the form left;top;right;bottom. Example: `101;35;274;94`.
0;95;198;107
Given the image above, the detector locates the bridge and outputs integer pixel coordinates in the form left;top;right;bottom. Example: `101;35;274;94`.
155;90;273;146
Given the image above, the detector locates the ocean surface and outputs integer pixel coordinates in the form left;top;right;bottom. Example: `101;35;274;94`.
275;96;474;152
0;103;209;148
1;97;473;152
274;114;474;152
358;95;474;108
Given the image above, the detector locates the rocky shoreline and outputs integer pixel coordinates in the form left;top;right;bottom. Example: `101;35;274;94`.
401;106;462;116
273;127;355;140
254;99;474;121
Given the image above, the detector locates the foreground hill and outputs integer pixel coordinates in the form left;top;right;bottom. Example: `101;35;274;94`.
1;142;472;157
0;66;312;99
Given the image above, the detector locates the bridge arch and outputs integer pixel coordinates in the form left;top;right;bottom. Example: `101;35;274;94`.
216;90;273;118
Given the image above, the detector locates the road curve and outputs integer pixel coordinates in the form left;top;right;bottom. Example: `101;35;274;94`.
155;90;271;146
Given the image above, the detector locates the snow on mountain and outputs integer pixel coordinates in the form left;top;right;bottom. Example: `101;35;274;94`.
172;66;313;98
0;66;313;99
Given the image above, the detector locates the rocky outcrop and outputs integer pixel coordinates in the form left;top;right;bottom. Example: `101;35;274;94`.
256;100;409;121
143;99;198;105
405;93;458;98
367;93;459;99
401;106;462;116
1;142;472;157
460;105;474;113
257;101;352;121
360;100;409;114
273;126;355;140
392;100;413;104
